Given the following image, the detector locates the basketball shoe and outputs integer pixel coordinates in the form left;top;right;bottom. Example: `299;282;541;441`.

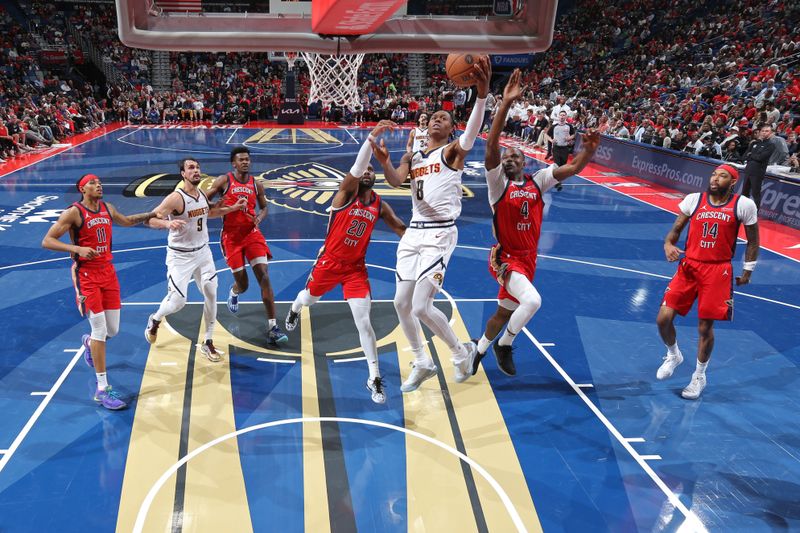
82;334;94;368
400;363;438;392
366;376;386;404
656;350;683;380
200;339;222;362
681;374;706;400
453;341;478;383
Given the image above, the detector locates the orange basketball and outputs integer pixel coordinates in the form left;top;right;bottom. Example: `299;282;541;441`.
445;53;487;87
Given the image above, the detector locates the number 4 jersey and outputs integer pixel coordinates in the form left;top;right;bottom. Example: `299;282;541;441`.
680;192;757;262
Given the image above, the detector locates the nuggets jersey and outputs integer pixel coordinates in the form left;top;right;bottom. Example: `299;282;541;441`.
492;174;544;255
685;193;742;262
323;192;382;262
411;127;429;153
409;146;463;222
71;201;113;263
222;172;257;237
168;189;210;251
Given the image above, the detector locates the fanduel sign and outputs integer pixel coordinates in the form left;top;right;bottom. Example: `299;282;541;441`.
491;54;535;68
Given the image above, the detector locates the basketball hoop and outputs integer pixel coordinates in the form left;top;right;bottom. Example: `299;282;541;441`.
300;52;365;111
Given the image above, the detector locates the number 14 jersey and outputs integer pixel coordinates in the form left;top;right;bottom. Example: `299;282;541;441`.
680;192;757;262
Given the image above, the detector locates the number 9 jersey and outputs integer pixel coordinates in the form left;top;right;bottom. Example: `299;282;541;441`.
168;188;210;251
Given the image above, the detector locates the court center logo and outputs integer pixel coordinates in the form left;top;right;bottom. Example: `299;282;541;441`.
124;162;474;217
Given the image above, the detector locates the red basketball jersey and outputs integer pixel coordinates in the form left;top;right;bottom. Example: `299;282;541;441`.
222;172;258;236
685;193;742;262
71;201;113;264
492;175;544;255
323;192;382;262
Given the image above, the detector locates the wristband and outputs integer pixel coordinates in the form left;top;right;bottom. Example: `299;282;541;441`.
743;260;757;271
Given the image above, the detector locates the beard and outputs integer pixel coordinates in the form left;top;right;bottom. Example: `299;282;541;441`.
707;183;732;196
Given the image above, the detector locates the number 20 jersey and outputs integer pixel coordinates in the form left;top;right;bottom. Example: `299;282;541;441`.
322;192;382;262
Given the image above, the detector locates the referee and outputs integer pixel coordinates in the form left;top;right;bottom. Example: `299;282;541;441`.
548;110;575;190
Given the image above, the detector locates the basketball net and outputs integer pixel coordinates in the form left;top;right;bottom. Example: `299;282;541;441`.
300;52;365;111
286;51;297;71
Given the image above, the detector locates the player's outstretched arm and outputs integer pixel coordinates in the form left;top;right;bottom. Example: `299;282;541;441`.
209;196;247;219
146;192;186;230
205;174;229;201
41;206;98;259
736;222;759;285
663;214;689;262
336;120;396;207
552;129;600;182
486;68;522;171
371;124;413;188
380;200;406;237
446;56;491;166
105;203;157;227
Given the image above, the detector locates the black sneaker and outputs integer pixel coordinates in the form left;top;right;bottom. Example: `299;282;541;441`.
492;338;516;376
471;338;487;375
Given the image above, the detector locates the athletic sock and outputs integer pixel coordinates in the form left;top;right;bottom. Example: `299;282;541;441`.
96;372;108;391
666;342;680;357
477;334;492;354
695;360;708;376
498;328;517;347
268;318;276;328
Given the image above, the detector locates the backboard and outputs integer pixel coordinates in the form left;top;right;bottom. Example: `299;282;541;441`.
115;0;558;54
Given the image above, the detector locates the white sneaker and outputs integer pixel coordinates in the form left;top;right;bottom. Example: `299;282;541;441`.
400;363;438;393
366;376;386;404
656;351;683;380
144;314;159;344
681;374;706;400
453;341;478;383
199;340;223;362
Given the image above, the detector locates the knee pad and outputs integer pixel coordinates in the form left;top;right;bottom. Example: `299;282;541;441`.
105;309;121;338
88;311;107;341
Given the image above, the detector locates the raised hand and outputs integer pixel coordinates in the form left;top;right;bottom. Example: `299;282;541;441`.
580;128;601;152
370;138;390;165
371;119;396;138
503;68;523;103
472;56;492;98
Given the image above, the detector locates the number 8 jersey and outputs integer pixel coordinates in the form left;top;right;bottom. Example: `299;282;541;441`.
409;146;463;222
168;188;210;251
681;192;757;262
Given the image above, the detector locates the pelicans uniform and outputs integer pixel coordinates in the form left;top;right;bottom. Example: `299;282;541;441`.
70;201;119;316
411;126;429;153
165;188;216;298
219;172;271;273
486;164;558;308
306;192;382;299
663;192;757;320
396;145;462;287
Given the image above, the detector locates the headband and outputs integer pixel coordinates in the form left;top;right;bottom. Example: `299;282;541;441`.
716;164;739;181
77;174;99;191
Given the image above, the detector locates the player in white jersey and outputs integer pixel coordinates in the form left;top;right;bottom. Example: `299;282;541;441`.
144;158;246;361
372;56;491;392
406;113;429;153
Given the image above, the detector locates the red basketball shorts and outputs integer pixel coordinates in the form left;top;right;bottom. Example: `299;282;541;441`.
488;244;537;304
221;229;272;273
663;258;734;321
306;254;370;300
72;261;121;316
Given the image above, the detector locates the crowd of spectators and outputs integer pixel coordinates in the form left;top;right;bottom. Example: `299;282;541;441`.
3;0;798;174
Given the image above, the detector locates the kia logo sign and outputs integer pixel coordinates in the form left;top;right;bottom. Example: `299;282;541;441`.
282;108;301;114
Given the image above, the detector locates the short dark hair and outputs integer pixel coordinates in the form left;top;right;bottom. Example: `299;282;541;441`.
230;146;250;162
179;158;198;172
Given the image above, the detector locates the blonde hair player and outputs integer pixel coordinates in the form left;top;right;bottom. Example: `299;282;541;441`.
371;56;491;392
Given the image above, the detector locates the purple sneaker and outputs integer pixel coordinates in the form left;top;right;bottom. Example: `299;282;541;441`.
94;386;127;410
82;334;94;368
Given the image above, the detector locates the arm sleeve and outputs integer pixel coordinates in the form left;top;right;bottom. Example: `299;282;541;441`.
737;196;758;225
458;97;486;151
349;136;374;177
678;193;700;216
486;165;509;205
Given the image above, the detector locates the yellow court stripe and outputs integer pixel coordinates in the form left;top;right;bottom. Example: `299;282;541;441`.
395;324;480;532
291;129;297;144
311;129;340;143
259;128;285;143
433;308;542;532
301;191;317;202
308;167;328;178
300;311;332;533
290;190;306;199
300;129;326;143
183;321;253;532
244;129;270;143
282;187;297;196
115;321;191;533
315;191;334;205
297;170;314;178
